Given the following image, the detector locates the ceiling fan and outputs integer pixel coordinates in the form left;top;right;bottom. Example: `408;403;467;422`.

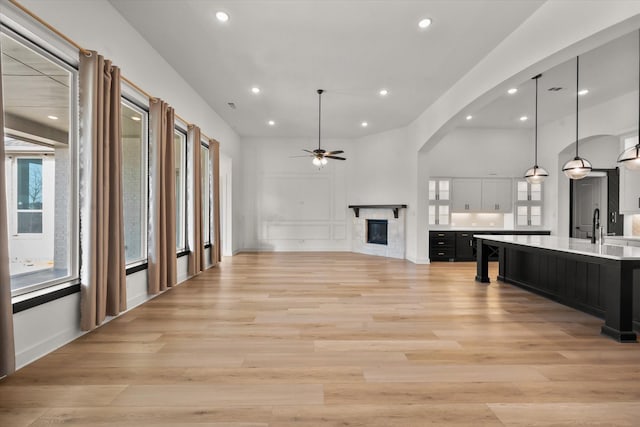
298;89;346;166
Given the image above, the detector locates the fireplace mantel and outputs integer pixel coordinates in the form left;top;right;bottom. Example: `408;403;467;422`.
348;204;407;219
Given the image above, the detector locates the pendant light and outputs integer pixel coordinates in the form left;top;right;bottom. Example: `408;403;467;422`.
562;56;592;180
617;29;640;170
524;74;549;184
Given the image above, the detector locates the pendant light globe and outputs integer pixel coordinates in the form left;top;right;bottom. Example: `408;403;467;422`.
562;156;592;179
525;165;549;184
618;144;640;170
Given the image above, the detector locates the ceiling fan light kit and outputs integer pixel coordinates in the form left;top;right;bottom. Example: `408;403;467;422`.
617;29;640;171
562;56;592;180
524;73;549;184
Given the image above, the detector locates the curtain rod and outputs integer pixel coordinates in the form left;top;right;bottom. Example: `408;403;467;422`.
9;0;215;142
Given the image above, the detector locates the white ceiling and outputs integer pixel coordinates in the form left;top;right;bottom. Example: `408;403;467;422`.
459;30;639;130
109;0;544;138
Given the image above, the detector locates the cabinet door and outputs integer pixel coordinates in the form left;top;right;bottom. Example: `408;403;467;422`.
452;179;482;212
482;179;512;212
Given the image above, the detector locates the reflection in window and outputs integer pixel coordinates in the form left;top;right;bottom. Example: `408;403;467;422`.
201;144;210;244
175;130;186;251
121;101;148;265
2;29;76;295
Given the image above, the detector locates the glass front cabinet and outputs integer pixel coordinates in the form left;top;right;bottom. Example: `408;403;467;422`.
428;178;451;226
515;180;543;227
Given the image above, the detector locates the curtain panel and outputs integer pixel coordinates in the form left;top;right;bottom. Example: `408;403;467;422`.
187;125;203;275
0;53;16;377
148;99;177;294
209;139;221;265
78;52;127;331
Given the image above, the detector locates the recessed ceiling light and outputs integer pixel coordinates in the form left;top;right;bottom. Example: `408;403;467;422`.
418;18;432;29
578;89;589;96
466;115;473;121
519;116;528;122
251;87;261;94
379;89;388;96
131;116;141;121
47;115;58;120
215;11;229;22
361;121;368;127
268;120;275;126
508;88;518;95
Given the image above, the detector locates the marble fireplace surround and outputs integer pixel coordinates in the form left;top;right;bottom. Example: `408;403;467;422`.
349;205;407;259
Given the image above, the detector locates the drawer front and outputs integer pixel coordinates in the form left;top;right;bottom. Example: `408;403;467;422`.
431;238;454;247
429;231;455;243
430;248;455;261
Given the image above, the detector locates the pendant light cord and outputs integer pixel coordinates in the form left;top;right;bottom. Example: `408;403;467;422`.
318;89;323;151
575;56;580;159
534;74;539;166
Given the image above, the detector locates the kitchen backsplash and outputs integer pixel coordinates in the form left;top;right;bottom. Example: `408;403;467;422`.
450;213;510;228
633;215;640;236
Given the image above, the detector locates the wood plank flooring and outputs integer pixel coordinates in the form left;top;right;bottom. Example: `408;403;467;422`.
2;252;640;426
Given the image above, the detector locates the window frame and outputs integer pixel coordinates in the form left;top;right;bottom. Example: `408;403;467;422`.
120;96;149;267
13;156;45;235
2;24;80;298
175;126;188;253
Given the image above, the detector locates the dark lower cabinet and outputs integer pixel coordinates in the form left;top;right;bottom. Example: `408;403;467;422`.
455;232;474;261
429;230;551;262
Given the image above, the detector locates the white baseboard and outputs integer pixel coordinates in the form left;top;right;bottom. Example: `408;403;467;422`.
16;326;84;370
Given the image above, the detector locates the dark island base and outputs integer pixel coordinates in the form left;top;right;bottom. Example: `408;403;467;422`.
476;238;639;343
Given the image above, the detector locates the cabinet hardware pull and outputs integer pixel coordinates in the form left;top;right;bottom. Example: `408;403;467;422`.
438;252;444;256
469;240;473;247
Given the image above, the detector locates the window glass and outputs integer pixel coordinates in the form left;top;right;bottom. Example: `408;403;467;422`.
530;183;542;201
438;205;449;225
175;130;186;250
428;205;436;225
428;180;436;200
2;30;77;295
201;144;210;244
121;101;147;264
438;180;449;200
517;181;528;201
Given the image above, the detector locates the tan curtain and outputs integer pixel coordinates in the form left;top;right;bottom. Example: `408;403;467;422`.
187;125;203;276
78;51;126;331
0;53;16;377
148;99;177;294
209;139;221;265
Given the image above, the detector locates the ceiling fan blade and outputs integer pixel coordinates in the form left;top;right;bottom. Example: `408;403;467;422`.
324;150;344;155
325;155;346;160
302;149;315;154
290;155;313;158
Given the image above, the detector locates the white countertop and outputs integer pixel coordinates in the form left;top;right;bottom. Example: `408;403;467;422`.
605;236;640;243
474;234;640;261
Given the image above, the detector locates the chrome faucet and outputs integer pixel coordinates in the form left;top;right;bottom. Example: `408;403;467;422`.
592;208;600;244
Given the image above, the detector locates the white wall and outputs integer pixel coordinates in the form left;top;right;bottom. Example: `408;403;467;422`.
426;128;533;178
241;137;352;251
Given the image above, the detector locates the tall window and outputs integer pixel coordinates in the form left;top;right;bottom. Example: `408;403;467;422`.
2;28;77;296
121;100;148;265
175;129;186;251
201;143;211;244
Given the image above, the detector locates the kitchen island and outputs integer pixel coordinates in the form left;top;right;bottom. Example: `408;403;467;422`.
475;235;640;342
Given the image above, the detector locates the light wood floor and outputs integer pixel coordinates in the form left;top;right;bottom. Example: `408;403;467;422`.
2;252;640;426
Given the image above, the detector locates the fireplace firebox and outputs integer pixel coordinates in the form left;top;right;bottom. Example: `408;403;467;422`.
367;219;388;245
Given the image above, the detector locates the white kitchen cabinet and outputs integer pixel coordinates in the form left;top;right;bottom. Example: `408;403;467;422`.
620;135;640;214
452;178;482;212
481;179;512;213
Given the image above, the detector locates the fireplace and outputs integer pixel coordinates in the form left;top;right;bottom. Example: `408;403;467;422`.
367;219;388;245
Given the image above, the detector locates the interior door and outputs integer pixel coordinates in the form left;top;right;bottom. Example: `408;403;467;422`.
572;176;605;239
